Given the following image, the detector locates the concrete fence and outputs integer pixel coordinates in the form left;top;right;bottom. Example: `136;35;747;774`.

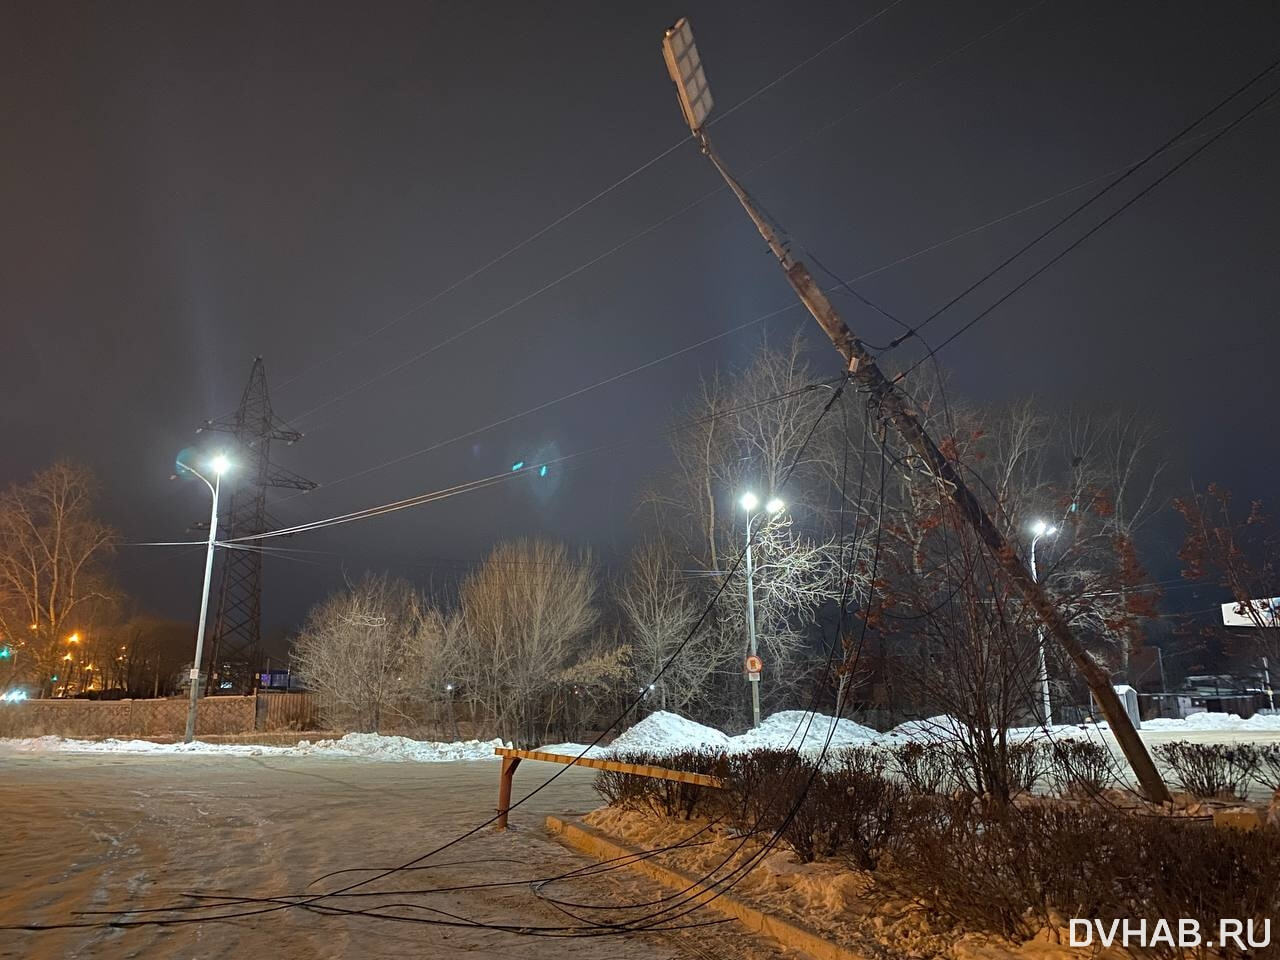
0;693;326;739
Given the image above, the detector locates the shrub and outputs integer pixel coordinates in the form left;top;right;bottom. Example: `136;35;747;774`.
1255;743;1280;791
723;749;828;860
882;799;1123;940
830;744;884;779
1154;741;1260;800
890;741;952;794
1005;740;1047;795
840;772;919;871
1118;818;1280;960
1047;739;1116;796
592;748;725;819
883;799;1280;950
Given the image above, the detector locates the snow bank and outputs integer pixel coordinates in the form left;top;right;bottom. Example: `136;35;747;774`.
726;711;879;755
532;742;610;759
295;733;506;762
0;735;297;756
0;733;508;762
607;711;729;755
1142;711;1280;733
881;715;971;744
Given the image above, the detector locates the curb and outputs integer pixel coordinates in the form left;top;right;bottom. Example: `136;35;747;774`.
545;815;868;960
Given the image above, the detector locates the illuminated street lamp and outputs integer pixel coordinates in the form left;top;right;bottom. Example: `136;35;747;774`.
1029;520;1059;724
739;492;785;728
178;453;232;743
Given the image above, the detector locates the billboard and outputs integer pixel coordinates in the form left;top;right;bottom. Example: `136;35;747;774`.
1221;596;1280;627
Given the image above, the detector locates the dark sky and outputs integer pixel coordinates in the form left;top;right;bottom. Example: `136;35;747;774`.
3;1;1277;635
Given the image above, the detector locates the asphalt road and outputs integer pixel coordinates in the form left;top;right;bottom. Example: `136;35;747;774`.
0;752;778;960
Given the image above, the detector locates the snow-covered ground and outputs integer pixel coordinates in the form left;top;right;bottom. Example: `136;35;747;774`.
4;708;1279;765
0;732;507;762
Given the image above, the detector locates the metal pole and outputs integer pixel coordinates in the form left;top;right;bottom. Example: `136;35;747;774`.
1030;535;1052;724
185;473;220;743
1157;646;1167;695
1263;656;1275;711
745;516;761;728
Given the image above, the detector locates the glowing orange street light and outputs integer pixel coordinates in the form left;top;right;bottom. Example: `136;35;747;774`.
67;633;80;644
62;653;73;662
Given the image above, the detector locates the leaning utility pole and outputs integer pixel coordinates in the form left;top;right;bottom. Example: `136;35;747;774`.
659;18;1170;802
197;357;317;693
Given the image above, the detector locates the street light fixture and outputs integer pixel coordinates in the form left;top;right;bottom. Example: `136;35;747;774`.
1029;519;1058;724
179;453;232;743
739;491;785;728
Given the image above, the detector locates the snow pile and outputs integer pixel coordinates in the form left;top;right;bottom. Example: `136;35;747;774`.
294;733;506;762
0;736;294;756
607;711;730;755
882;715;972;744
726;711;879;755
534;742;610;759
0;733;509;762
1142;712;1280;733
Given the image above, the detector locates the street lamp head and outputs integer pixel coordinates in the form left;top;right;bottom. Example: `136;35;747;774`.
1031;519;1058;538
739;492;759;512
209;454;231;476
661;18;714;133
67;633;80;644
765;497;785;515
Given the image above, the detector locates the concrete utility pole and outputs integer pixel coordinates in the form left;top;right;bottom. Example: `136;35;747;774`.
659;18;1171;803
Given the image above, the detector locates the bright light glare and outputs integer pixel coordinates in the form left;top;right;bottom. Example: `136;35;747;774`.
739;492;759;512
210;454;231;475
765;497;785;515
1031;520;1047;536
1;690;28;703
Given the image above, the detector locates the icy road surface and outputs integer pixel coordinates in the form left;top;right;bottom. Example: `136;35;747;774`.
0;752;783;960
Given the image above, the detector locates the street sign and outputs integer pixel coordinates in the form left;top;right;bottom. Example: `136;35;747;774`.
745;654;763;676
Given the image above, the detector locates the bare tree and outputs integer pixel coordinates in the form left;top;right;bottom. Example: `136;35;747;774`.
454;539;598;745
618;537;726;713
0;462;115;694
642;335;852;722
293;574;446;733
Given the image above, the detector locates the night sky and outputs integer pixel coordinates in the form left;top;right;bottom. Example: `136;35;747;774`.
3;1;1277;637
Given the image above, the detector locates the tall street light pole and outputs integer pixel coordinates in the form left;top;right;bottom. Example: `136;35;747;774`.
1029;520;1057;724
740;492;784;728
182;454;230;743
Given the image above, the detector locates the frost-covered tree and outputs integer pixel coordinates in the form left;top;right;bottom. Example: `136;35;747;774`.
293;574;449;732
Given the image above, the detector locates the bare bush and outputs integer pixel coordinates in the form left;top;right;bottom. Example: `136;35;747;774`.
1256;743;1280;790
1048;739;1117;795
890;741;953;794
593;749;725;820
1154;741;1260;800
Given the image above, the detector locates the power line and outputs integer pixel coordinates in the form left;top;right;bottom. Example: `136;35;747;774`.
131;379;839;549
902;77;1280;374
886;55;1280;351
255;2;906;415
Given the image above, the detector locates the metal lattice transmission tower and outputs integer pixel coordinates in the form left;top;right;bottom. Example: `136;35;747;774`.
197;357;316;692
